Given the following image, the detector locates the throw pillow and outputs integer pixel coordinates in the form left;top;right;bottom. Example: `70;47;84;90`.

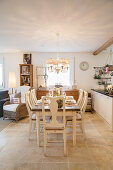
13;92;21;104
13;98;20;104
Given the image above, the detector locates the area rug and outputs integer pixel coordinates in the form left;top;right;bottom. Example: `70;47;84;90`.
0;118;12;132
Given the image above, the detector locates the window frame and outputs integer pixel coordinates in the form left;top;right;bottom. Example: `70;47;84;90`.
46;66;71;87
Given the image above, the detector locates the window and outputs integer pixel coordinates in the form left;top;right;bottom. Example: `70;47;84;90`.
0;57;4;88
47;68;70;86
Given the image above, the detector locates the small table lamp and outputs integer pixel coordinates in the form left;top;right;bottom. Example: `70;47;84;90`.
9;72;16;94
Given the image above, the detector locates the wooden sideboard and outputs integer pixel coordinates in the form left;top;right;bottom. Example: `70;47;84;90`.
37;90;49;100
65;89;79;101
37;89;79;101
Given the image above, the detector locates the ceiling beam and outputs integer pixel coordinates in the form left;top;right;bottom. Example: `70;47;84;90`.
93;37;113;55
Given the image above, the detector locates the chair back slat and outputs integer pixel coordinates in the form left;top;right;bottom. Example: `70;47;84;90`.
80;91;88;114
30;89;37;106
25;91;32;118
42;96;66;128
77;89;83;107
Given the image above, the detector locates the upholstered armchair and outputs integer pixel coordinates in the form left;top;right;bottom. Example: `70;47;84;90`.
3;86;30;121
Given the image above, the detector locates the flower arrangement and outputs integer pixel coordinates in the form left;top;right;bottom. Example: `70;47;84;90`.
53;91;60;96
56;99;63;108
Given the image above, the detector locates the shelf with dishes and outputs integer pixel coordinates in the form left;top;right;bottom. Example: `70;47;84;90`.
20;64;33;87
93;66;112;86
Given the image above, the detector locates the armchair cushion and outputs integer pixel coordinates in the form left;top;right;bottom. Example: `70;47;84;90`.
3;104;19;112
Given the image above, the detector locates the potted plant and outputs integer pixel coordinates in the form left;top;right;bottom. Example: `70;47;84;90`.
57;99;63;108
105;64;109;67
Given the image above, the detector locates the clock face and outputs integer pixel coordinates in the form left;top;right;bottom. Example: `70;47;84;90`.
80;61;89;71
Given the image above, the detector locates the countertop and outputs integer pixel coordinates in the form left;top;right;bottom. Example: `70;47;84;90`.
91;89;113;98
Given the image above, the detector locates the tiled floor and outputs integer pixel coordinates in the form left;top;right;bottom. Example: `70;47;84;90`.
0;112;113;170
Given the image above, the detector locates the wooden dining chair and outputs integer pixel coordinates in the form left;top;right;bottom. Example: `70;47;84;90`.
66;89;83;124
29;90;44;145
76;91;88;136
42;96;67;156
25;91;37;139
66;91;88;137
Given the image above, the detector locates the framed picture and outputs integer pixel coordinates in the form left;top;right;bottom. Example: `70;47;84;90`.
23;54;32;64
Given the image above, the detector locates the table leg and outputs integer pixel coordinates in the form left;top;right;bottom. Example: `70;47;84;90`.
36;113;40;146
73;111;76;146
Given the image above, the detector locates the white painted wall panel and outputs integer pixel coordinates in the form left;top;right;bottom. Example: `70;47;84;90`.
0;51;108;91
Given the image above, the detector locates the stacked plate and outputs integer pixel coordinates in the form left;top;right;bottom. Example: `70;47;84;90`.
65;100;76;104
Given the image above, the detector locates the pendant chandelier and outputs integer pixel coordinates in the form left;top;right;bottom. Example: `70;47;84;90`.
46;33;70;74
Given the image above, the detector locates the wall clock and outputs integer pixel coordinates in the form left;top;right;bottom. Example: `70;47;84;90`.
79;61;89;71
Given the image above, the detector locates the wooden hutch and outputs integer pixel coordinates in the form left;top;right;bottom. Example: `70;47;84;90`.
20;64;33;87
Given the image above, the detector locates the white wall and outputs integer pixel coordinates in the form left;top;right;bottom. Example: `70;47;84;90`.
75;52;107;91
0;51;108;92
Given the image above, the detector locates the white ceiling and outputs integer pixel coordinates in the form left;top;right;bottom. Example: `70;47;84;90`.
0;0;113;53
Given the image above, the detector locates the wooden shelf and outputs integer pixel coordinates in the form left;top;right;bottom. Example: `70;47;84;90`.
20;64;33;87
21;74;30;76
20;64;33;66
94;66;104;69
100;77;111;79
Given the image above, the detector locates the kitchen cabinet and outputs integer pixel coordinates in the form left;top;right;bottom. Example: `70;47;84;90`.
92;90;113;130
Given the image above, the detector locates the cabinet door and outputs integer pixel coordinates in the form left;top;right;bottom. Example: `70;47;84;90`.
92;91;97;111
99;94;105;118
92;92;104;115
92;91;113;128
94;92;99;113
104;96;112;126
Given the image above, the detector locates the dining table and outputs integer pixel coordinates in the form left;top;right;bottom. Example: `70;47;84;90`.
31;103;80;146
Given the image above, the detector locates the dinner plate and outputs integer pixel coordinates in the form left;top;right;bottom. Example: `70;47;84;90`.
37;99;50;104
65;100;76;104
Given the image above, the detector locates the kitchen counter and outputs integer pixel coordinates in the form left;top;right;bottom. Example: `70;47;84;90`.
91;89;113;98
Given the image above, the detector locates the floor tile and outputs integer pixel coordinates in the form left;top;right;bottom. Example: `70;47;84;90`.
0;112;113;170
